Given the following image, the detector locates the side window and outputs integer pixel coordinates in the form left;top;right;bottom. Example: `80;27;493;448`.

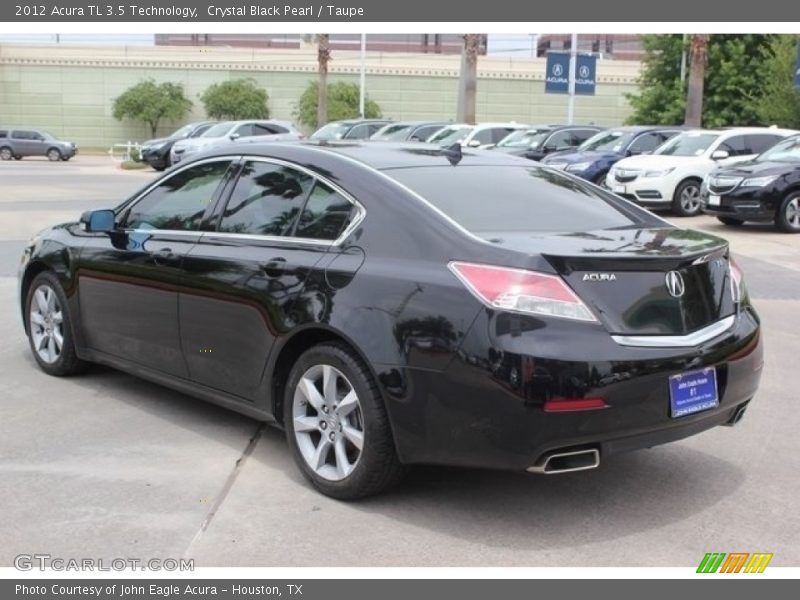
345;124;370;139
219;161;313;236
0;130;6;139
545;130;572;150
294;182;355;241
367;123;384;136
233;124;254;138
125;160;231;231
748;134;782;155
12;130;36;140
719;135;748;156
628;132;663;154
253;123;288;136
573;129;598;145
412;125;440;141
472;128;495;145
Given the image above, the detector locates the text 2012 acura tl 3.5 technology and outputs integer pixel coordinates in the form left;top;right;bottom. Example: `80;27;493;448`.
18;142;763;499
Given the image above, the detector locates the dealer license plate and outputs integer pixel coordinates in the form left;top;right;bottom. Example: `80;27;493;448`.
707;194;721;206
669;367;719;418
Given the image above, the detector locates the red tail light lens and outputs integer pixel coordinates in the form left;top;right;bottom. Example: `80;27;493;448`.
449;261;597;322
544;398;608;412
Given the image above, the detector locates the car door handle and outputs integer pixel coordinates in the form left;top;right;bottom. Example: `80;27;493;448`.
151;247;176;265
260;257;287;278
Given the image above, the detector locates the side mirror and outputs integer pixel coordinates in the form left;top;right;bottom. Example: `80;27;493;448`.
229;133;240;141
80;209;116;233
467;139;481;148
711;149;730;160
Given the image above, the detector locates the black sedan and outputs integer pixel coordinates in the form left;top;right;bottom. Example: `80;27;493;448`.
18;142;763;499
702;134;800;232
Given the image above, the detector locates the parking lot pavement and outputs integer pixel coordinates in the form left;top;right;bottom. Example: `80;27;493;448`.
1;161;799;567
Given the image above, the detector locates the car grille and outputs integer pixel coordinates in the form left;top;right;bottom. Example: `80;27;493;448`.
614;168;640;183
708;175;742;195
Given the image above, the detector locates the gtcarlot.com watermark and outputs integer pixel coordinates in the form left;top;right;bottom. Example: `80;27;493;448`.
14;553;194;572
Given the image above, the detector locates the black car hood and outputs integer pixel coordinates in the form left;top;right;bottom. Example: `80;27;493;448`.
713;160;800;177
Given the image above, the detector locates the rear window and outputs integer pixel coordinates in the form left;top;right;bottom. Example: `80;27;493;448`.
386;165;643;234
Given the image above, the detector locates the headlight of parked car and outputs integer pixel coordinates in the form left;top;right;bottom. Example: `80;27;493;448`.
740;175;778;188
641;168;675;178
566;162;593;172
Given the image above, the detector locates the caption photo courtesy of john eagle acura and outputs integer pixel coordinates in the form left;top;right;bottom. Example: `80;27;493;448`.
17;141;763;499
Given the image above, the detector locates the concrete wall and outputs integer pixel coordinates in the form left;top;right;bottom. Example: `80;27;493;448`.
0;43;641;149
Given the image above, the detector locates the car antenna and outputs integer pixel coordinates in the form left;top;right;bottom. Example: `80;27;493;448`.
441;142;463;166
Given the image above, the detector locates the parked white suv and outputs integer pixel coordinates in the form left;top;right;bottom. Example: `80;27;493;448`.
606;127;797;216
171;120;303;165
429;122;528;149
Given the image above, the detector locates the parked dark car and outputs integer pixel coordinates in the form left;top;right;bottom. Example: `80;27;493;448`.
493;125;603;160
370;121;451;142
702;134;800;232
19;142;762;499
0;128;77;161
310;119;392;141
541;126;684;184
139;121;216;171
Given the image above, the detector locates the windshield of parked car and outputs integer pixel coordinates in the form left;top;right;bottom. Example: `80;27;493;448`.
758;136;800;162
433;127;473;146
371;124;413;141
311;122;353;140
496;129;551;149
578;130;636;153
171;123;197;139
202;122;234;138
386;165;641;234
656;132;719;156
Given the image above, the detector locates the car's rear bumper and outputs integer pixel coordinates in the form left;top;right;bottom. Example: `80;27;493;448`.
383;307;763;470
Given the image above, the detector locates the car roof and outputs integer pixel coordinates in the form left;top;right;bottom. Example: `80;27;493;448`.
202;140;534;170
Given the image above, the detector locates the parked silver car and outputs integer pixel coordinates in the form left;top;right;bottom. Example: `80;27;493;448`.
0;127;77;161
170;120;303;165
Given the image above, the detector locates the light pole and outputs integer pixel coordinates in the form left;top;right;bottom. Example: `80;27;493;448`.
566;33;578;124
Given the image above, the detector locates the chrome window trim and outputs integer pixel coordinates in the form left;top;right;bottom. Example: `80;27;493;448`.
611;315;736;348
118;154;366;248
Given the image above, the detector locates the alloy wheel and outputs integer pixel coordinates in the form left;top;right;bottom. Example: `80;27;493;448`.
786;197;800;230
0;148;11;160
29;284;64;364
680;184;701;214
292;364;364;481
47;149;61;162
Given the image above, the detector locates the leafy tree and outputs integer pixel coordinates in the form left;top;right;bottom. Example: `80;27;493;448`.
294;81;382;129
112;79;192;137
749;36;800;129
626;35;779;127
200;79;269;120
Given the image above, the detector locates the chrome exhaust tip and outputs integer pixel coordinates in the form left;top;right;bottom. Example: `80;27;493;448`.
527;448;600;475
723;403;748;427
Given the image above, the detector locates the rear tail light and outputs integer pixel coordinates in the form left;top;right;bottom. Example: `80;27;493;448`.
729;255;745;304
449;261;597;322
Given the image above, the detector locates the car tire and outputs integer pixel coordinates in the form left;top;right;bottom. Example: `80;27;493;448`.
47;148;62;162
717;217;745;227
284;342;406;499
0;146;12;160
776;192;800;233
25;271;86;376
671;179;703;216
13;155;22;160
61;157;71;162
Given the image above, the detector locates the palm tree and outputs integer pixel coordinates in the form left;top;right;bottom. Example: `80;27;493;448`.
684;34;710;127
317;34;331;128
457;34;482;124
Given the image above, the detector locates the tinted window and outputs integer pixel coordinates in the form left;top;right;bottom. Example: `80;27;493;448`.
294;182;355;241
126;160;231;231
345;124;371;139
233;123;254;137
579;130;636;152
545;130;572;150
719;135;749;156
253;123;288;136
0;130;6;139
219;161;313;235
748;134;782;154
367;123;384;136
387;166;640;234
628;132;663;154
12;130;39;140
492;128;516;144
573;129;599;145
412;125;442;141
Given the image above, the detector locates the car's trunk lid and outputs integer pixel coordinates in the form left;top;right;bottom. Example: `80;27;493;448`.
482;227;735;335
